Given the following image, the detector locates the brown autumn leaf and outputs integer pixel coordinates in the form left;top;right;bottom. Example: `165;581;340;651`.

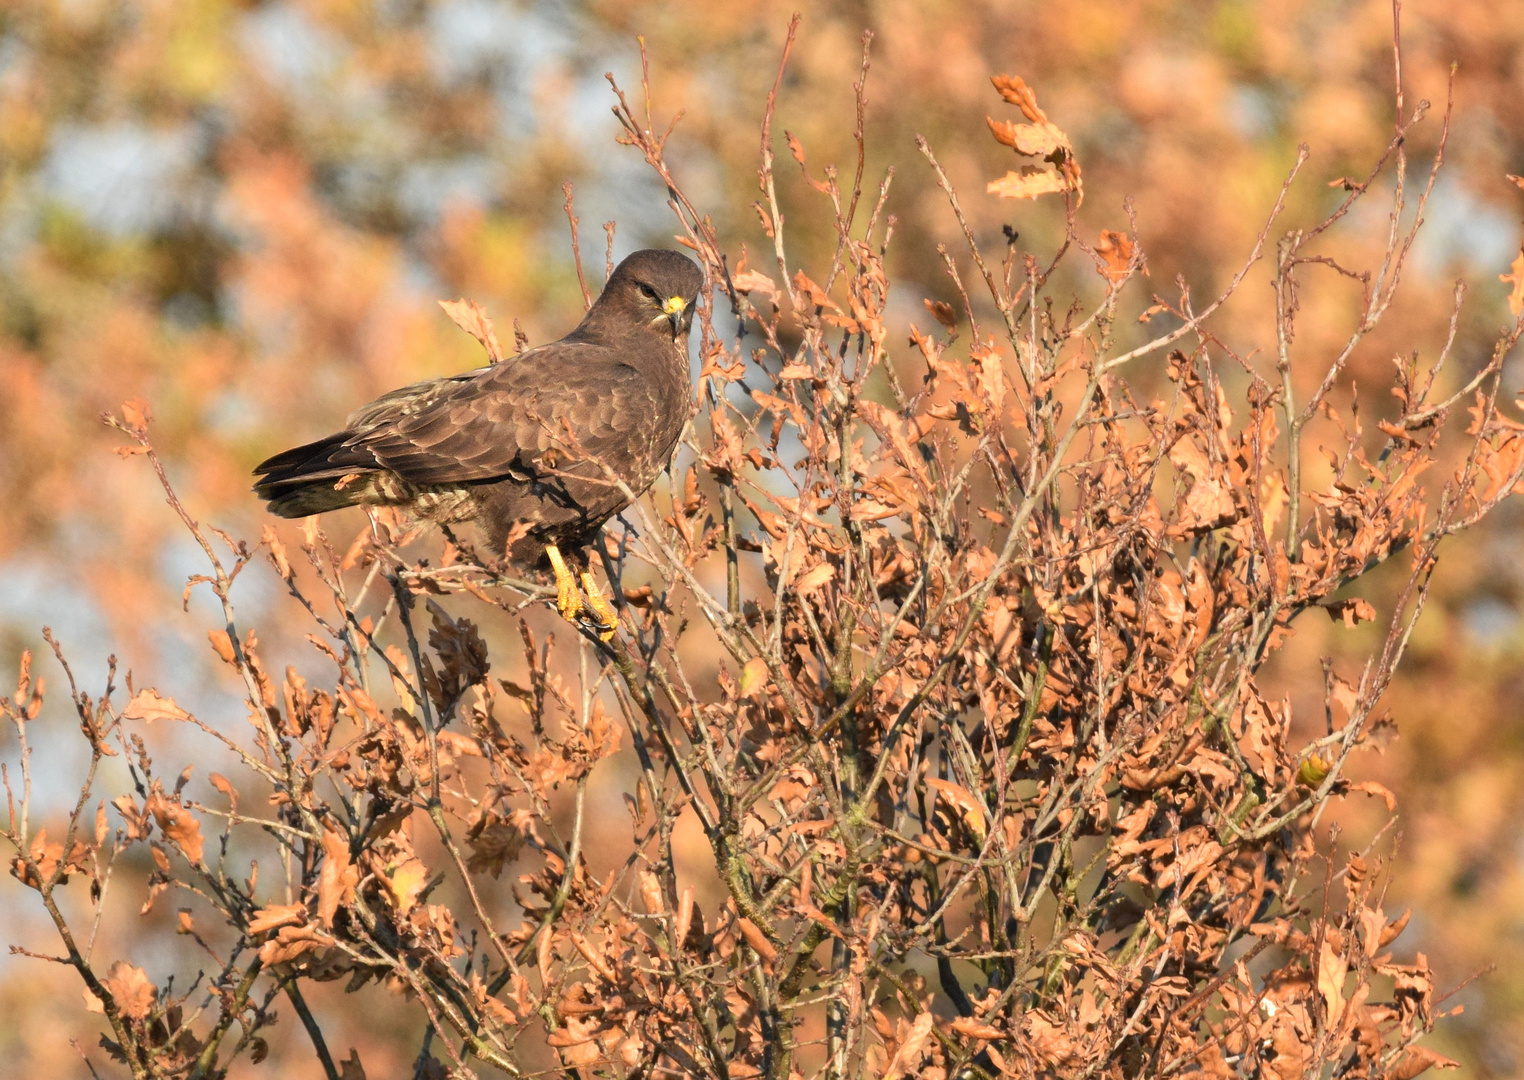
986;116;1069;157
793;562;835;597
9;828;67;889
1316;938;1348;1025
1503;248;1524;317
317;827;359;928
258;923;331;966
249;904;307;935
121;688;191;724
638;869;665;915
990;74;1046;121
882;1011;936;1080
547;1016;603;1067
467;813;527;878
732;269;780;305
1389;1046;1461;1080
1095;229;1136;285
738;657;770;699
100;961;156;1021
987;168;1070;201
207;629;237;665
119;398;152;434
381;856;430;915
951;1016;1004;1041
924;298;957;331
338;1048;369;1080
1325;597;1377;627
1351;780;1398;812
145;793;205;863
925;778;988;843
439;298;505;363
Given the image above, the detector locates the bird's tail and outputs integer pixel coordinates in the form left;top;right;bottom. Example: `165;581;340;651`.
253;434;379;518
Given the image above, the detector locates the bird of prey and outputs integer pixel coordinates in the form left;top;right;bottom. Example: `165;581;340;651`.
253;248;704;638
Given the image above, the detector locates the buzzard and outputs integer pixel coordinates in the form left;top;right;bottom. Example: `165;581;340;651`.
253;248;704;637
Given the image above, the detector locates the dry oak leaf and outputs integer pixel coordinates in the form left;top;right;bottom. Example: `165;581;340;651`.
881;1011;936;1080
88;961;157;1020
1325;597;1376;627
119;397;152;434
317;827;359;928
924;298;957;331
951;1016;1004;1041
547;1015;604;1068
732;269;781;305
10;827;68;889
793;562;836;597
122;688;191;724
249;903;307;935
925;777;988;843
381;856;430;915
1095;229;1137;285
145;792;205;863
439;298;505;363
1503;248;1524;317
339;1048;369;1080
206;629;237;665
258;923;332;966
1390;1046;1460;1080
738;656;770;700
1350;780;1398;812
987;168;1069;200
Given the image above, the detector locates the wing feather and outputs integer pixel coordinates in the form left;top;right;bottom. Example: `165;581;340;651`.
343;342;642;486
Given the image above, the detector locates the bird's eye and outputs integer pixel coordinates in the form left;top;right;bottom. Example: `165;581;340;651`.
638;283;661;302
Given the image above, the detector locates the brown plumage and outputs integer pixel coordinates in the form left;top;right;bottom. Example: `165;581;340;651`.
253;249;703;585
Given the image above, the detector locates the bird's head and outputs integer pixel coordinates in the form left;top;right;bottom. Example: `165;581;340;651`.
598;249;705;341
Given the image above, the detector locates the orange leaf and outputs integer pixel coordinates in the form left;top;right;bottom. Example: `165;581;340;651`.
1351;780;1398;812
1390;1046;1460;1080
146;794;205;863
986;116;1068;157
121;688;190;724
882;1012;935;1080
207;629;237;665
382;857;430;915
1502;249;1524;317
793;562;835;597
338;1049;368;1080
120;398;152;433
439;298;505;363
248;903;306;935
317;827;359;928
923;298;957;330
987;169;1069;200
925;778;988;842
1095;230;1137;285
951;1016;1004;1041
99;961;157;1020
990;75;1046;122
1325;597;1376;627
738;657;770;700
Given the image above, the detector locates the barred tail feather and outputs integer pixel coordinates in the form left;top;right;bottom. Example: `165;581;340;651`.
261;480;369;518
253;433;381;518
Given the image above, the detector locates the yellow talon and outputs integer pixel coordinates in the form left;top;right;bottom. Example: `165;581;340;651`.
546;544;582;622
580;572;619;641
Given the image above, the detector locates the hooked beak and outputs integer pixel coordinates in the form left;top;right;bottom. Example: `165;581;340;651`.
661;295;688;335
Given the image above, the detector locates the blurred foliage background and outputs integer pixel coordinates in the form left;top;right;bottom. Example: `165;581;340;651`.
3;0;1524;1075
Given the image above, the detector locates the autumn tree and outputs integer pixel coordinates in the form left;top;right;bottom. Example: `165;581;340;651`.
6;3;1524;1078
